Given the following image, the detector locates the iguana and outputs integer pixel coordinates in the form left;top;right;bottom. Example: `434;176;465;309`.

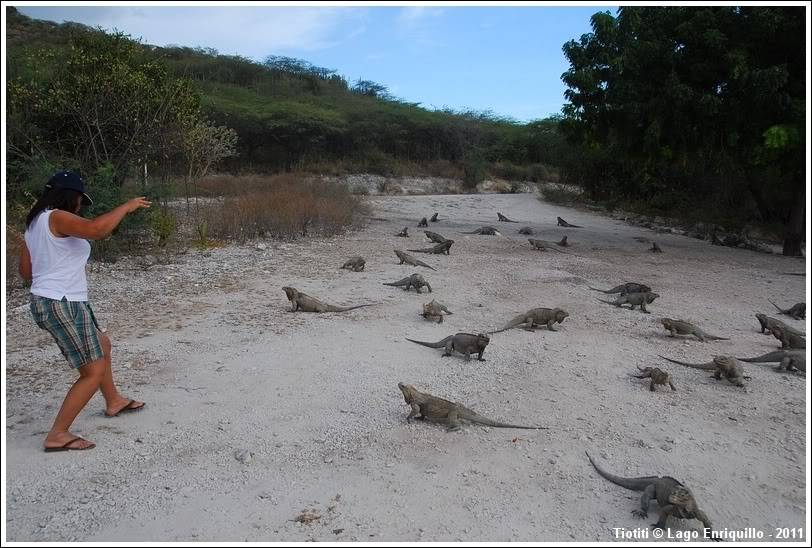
769;325;806;349
398;383;548;431
463;226;500;235
408;240;454;255
518;226;535;235
632;366;676;391
737;349;806;373
589;282;652;296
394;250;436;271
650;241;663;253
430;212;439;222
659;318;729;342
418;217;428;227
598;291;660;313
585;452;719;539
424;230;448;243
282;287;376;313
396;227;409;237
340;256;366;272
383;273;432;294
528;238;569;253
497;212;518;223
405;332;489;361
658;355;747;387
557;216;582;228
769;300;806;320
489;307;569;334
421;299;453;323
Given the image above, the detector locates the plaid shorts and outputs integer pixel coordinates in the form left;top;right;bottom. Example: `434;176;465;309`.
30;295;104;369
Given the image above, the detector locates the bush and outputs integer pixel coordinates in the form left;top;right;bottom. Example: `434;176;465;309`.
462;150;486;190
150;209;177;246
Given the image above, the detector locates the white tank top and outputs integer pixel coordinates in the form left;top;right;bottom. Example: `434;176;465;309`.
25;209;91;301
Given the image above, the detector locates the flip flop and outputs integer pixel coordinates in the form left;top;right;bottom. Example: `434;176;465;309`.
105;399;146;418
44;436;96;452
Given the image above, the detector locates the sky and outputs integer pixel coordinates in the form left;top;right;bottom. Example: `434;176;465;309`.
15;3;619;122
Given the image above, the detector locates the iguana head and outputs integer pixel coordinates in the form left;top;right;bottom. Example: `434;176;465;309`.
398;383;417;403
755;313;767;324
476;334;490;347
554;309;569;323
282;287;298;301
637;365;653;373
668;486;698;512
659;318;672;328
646;292;660;303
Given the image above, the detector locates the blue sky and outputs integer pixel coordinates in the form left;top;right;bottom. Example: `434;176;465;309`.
16;4;618;122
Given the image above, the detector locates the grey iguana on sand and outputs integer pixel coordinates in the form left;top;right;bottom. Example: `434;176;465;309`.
418;217;428;227
394;250;436;271
421;299;453;323
424;230;448;243
398;383;548;431
282;287;376;313
405;332;489;361
557;216;582;228
489;307;569;334
430;212;439;222
598;291;659;313
769;325;805;349
528;238;569;253
589;282;652;296
769;300;805;320
396;227;409;237
650;241;663;253
754;313;804;336
463;226;500;235
737;349;806;373
633;366;676;391
408;240;454;255
585;452;720;539
659;318;729;342
383;273;432;294
497;212;518;223
658;355;747;387
340;256;366;272
518;226;535;235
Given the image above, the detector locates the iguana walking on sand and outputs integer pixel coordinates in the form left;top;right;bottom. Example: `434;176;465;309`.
340;256;366;272
769;300;806;320
421;299;453;323
557;216;582;228
396;227;409;237
394;250;436;271
658;355;747;387
430;212;439;222
528;238;569;253
598;292;659;313
659;318;729;342
463;226;500;235
632;366;676;391
384;273;432;294
497;212;518;223
398;383;548;431
405;332;489;361
589;282;652;296
424;230;448;243
282;287;376;313
737;349;806;373
769;325;806;349
650;241;663;253
418;217;428;227
518;226;535;235
585;452;720;539
408;240;454;255
489;308;569;334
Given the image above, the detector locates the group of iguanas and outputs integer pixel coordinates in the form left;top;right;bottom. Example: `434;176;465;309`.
280;206;805;540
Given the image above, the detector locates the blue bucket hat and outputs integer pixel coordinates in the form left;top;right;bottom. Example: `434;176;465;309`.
46;171;93;205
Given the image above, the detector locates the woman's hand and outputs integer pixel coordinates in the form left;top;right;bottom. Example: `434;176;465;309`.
124;197;152;213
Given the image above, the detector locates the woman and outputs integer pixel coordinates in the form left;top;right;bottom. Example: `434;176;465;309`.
18;170;151;452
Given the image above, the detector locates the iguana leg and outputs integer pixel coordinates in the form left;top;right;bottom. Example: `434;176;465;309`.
668;329;676;337
477;350;486;362
523;318;536;332
415;285;422;294
668;380;677;391
650;380;657;392
547;320;558;331
694;333;706;341
641;302;649;313
652;505;672;529
406;403;421;422
446;410;461;431
632;484;655;518
713;370;723;380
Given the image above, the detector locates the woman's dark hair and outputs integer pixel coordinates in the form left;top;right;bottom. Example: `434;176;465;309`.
25;188;83;228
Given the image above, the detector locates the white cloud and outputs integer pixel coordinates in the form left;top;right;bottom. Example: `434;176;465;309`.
398;6;445;26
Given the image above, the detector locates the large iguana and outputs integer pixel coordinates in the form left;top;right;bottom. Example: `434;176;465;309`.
418;217;429;227
424;230;448;243
598;292;660;313
737;349;806;373
528;238;569;253
463;226;500;235
396;227;409;237
421;299;453;323
754;313;804;336
557;216;582;228
770;325;806;349
398;383;548;431
394;250;437;271
585;452;720;539
340;256;366;272
497;212;518;223
282;287;376;313
383;273;432;294
769;300;806;320
659;318;729;342
632;366;676;391
430;212;439;222
405;332;489;361
589;282;652;296
489;307;569;334
408;240;454;255
658;355;747;387
518;226;535;235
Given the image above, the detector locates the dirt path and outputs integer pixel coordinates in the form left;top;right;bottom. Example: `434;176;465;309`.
4;192;807;542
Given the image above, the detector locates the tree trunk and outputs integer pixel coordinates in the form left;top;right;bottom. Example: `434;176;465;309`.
782;179;805;256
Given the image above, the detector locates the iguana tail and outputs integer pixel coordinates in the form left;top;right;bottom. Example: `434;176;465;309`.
585;451;660;492
596;298;618;306
330;303;378;312
705;334;730;341
657;355;716;370
382;281;405;287
588;286;614;294
466;411;547;429
737;350;800;363
405;337;449;349
769;300;785;313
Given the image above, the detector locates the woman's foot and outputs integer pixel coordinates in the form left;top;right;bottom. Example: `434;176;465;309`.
105;397;145;417
44;431;96;451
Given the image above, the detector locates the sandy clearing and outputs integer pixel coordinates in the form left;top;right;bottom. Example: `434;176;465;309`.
4;191;807;542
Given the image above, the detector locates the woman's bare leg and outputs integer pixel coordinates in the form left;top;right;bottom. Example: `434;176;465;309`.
43;358;105;450
97;332;144;416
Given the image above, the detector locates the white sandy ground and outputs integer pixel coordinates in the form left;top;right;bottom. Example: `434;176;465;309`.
3;191;809;542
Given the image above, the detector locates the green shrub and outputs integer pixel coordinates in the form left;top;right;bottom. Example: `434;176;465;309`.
150;209;177;246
